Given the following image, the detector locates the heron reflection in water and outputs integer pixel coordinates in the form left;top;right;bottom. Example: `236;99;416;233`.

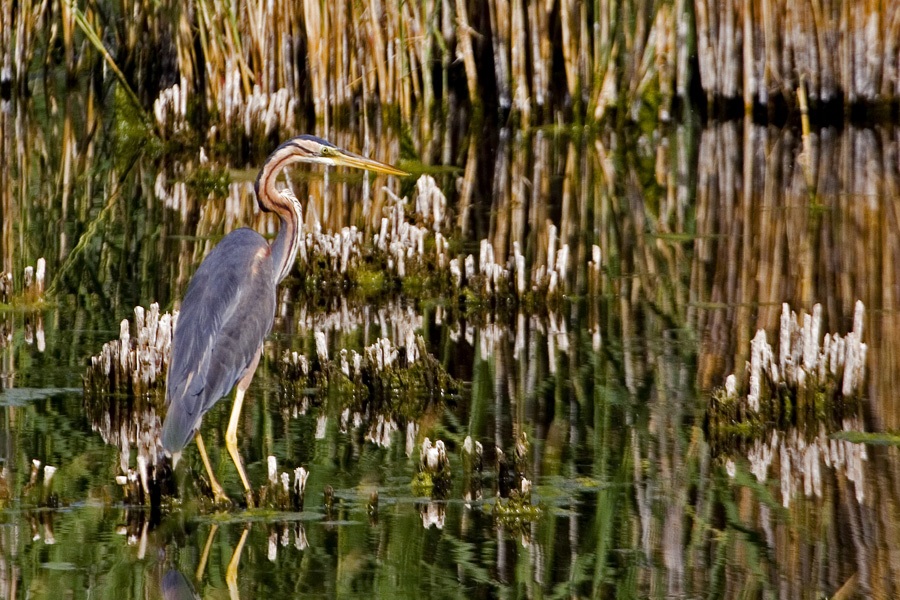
161;135;407;506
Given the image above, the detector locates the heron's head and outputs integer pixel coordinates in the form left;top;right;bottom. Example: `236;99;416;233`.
254;134;407;205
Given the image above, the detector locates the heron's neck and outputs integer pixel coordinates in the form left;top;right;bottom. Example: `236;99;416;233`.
269;192;303;284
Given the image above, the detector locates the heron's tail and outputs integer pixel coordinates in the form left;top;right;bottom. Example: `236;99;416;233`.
160;404;198;456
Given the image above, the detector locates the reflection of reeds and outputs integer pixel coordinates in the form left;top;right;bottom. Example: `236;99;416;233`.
694;122;900;428
692;121;900;598
280;332;453;440
732;418;868;507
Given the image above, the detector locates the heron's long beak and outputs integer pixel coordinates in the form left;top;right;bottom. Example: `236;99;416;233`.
329;148;409;176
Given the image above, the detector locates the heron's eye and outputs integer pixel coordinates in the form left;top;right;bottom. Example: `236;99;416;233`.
321;147;337;157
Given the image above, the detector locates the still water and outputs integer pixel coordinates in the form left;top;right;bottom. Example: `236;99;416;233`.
1;87;898;598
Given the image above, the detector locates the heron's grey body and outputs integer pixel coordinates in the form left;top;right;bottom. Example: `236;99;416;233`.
161;228;276;453
157;134;405;505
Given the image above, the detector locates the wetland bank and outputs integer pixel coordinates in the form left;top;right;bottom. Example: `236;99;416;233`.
1;0;900;598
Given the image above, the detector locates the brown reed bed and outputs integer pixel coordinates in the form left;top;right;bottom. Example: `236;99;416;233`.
0;0;677;142
7;0;898;152
696;0;900;113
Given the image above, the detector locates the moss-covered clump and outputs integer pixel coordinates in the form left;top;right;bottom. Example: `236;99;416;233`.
280;334;456;417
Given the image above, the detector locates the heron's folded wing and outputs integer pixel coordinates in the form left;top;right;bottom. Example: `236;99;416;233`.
163;229;276;447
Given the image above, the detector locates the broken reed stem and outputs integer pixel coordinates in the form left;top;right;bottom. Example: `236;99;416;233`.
798;75;811;139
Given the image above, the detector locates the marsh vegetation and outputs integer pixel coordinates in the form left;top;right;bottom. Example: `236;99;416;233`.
0;0;898;598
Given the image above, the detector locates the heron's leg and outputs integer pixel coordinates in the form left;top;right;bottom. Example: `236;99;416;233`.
226;526;250;600
195;524;219;580
195;432;230;505
225;349;261;508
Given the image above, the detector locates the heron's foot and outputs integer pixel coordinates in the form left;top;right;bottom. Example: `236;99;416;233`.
243;488;256;509
208;480;233;508
211;491;234;508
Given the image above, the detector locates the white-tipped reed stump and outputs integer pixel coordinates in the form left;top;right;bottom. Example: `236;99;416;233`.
709;301;867;448
84;303;177;396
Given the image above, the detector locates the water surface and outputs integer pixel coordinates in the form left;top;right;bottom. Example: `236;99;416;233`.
1;87;898;598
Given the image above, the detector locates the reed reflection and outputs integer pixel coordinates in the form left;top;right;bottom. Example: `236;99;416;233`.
692;121;900;598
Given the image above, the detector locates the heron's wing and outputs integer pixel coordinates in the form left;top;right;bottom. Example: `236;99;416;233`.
162;228;276;452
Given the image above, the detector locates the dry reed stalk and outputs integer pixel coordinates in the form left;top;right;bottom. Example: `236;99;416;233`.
578;2;590;106
369;0;391;106
487;0;512;111
622;0;639;101
303;0;326;116
558;142;579;290
560;0;579;104
694;0;715;104
721;0;738;99
654;3;675;121
398;6;412;123
56;0;75;80
510;0;530;122
881;2;900;97
0;88;12;279
245;0;266;87
590;40;619;121
455;0;481;109
759;0;777;103
0;1;10;89
456;135;478;236
490;134;512;260
13;2;38;93
632;4;672;118
223;2;252;96
674;0;690;98
526;0;549;112
336;3;350;109
415;0;436;135
527;133;550;255
742;0;754;111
